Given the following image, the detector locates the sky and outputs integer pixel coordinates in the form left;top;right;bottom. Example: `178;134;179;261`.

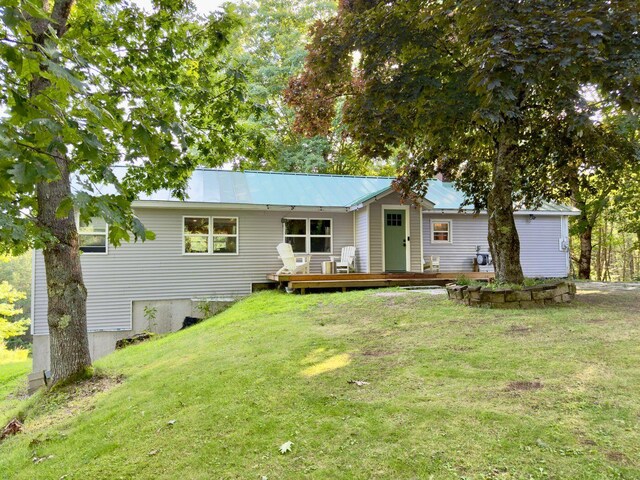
133;0;229;14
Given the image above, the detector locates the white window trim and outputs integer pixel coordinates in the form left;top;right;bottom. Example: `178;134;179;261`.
182;216;240;256
430;218;453;244
76;213;109;255
283;217;308;253
283;218;333;254
211;216;239;255
182;215;211;255
309;218;333;254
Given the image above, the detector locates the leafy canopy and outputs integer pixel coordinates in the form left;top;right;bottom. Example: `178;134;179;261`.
288;0;640;208
0;273;29;345
0;0;256;254
226;0;383;175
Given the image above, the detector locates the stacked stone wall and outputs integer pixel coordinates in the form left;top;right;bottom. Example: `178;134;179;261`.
446;281;576;308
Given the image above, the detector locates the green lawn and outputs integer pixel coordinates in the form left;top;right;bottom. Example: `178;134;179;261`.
1;287;639;479
0;349;31;418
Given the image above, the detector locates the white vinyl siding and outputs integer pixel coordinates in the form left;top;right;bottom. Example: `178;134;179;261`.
354;207;369;273
422;213;570;277
32;208;353;335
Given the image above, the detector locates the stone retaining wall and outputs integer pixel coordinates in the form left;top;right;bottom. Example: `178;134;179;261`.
446;281;576;308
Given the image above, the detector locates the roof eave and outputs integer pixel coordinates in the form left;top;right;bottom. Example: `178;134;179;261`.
131;200;352;213
424;208;581;216
348;187;435;211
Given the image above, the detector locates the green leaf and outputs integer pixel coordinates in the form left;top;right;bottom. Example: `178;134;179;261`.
56;197;74;219
42;59;85;92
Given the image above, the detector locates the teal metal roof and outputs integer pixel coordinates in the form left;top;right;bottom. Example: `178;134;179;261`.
91;168;577;213
427;181;579;213
168;170;394;207
424;181;468;210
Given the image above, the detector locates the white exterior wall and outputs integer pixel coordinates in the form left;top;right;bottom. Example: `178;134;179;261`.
422;213;570;277
32;207;354;335
368;192;423;272
354;206;370;273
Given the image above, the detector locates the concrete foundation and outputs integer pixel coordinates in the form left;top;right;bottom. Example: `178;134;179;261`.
29;297;234;392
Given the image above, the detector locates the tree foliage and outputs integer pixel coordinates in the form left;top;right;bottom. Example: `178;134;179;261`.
0;278;29;346
0;252;31;317
227;0;381;174
0;0;253;252
523;105;640;278
287;0;640;282
0;0;253;383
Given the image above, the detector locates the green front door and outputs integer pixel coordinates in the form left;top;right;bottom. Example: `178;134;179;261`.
384;209;407;272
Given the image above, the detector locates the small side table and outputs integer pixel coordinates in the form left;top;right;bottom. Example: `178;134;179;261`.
321;260;335;275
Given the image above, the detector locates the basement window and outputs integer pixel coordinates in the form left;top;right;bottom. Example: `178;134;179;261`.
79;217;108;254
431;219;452;243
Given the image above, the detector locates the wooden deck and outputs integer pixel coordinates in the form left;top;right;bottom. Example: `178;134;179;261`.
266;272;494;294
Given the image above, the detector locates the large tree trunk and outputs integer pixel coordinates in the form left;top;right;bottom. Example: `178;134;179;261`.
487;133;525;284
37;159;92;384
30;0;92;384
577;222;593;279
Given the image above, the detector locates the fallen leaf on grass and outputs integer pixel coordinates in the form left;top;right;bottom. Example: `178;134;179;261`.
348;380;370;387
1;418;23;441
279;441;293;454
32;454;54;464
157;419;177;433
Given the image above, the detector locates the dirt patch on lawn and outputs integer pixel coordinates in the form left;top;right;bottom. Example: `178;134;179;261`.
360;349;395;357
506;324;533;336
606;451;630;464
506;380;543;392
23;374;123;433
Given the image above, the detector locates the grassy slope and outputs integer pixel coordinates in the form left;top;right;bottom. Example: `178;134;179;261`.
1;288;639;479
0;349;31;416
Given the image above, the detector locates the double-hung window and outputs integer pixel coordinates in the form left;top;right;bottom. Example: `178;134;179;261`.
183;216;238;254
283;219;307;253
212;217;238;254
431;219;452;243
309;219;332;253
283;218;332;253
184;217;210;254
79;217;108;254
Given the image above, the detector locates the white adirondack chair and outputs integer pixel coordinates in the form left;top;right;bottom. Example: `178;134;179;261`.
276;243;311;275
423;256;440;273
330;246;356;273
